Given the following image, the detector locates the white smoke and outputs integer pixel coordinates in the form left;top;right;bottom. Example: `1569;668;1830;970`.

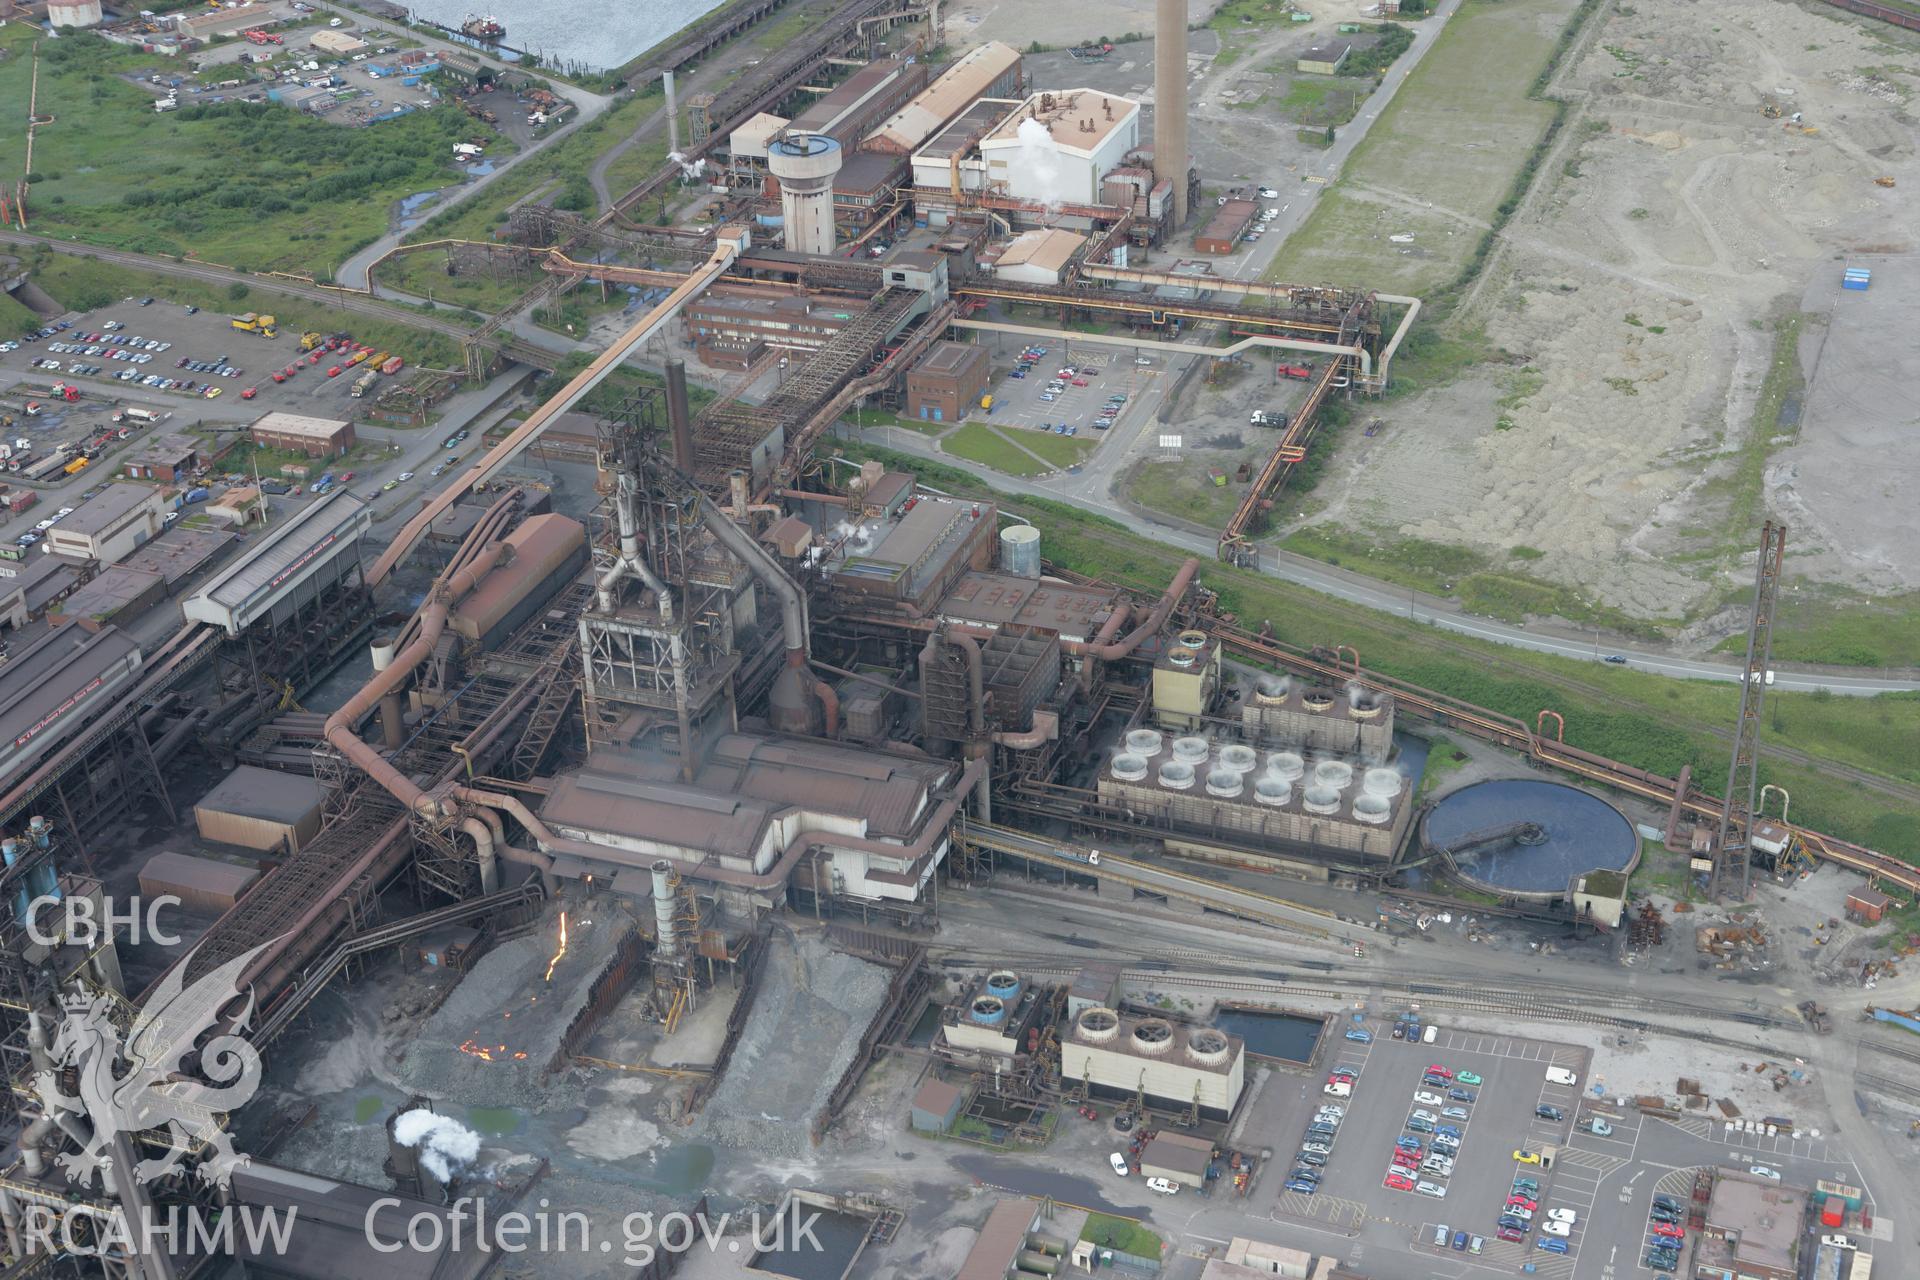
1015;117;1068;211
667;151;707;181
393;1110;482;1182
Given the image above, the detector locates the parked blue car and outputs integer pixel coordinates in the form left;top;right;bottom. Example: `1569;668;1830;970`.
1538;1239;1569;1254
1344;1028;1373;1043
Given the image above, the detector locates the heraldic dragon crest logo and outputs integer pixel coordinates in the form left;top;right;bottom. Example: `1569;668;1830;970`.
31;941;276;1190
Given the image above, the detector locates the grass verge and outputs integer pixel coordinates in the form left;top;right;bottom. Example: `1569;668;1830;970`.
835;441;1920;863
1079;1213;1162;1259
942;424;1049;477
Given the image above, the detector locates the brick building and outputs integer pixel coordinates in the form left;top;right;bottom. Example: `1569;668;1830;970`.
250;412;355;459
905;341;989;423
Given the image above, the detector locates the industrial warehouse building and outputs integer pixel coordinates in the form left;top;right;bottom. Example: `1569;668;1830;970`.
980;89;1140;207
1139;1131;1215;1188
864;41;1024;155
250;412;356;459
249;412;355;458
955;1199;1047;1280
905;341;989;422
310;29;370;56
1197;199;1260;254
683;288;859;369
195;765;327;853
47;484;167;565
122;433;201;484
1061;1006;1246;1121
987;228;1085;285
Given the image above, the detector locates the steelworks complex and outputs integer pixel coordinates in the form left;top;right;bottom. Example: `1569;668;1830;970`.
0;2;1902;1279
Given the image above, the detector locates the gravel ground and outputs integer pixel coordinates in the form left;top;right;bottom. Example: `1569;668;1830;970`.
1297;0;1918;617
695;929;891;1158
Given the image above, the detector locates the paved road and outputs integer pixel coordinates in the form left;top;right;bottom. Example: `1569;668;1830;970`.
856;424;1919;695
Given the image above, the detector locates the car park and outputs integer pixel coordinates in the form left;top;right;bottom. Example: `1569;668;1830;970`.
1447;1087;1476;1103
1749;1166;1781;1181
1468;1235;1484;1255
1651;1222;1684;1239
1539;1238;1570;1254
1583;1117;1613;1136
1545;1067;1578;1086
1547;1208;1577;1224
1513;1150;1541;1164
1507;1195;1537;1211
1441;1106;1469;1120
1415;1181;1446;1199
1535;1104;1564;1120
1295;1150;1326;1167
1541;1220;1571;1238
1344;1027;1371;1043
1301;1143;1331;1156
1385;1172;1414;1191
1413;1091;1444;1107
1429;1225;1449;1248
1450;1230;1468;1251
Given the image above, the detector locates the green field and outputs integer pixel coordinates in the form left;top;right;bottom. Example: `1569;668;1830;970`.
1013;427;1098;469
26;250;464;369
1264;0;1586;295
0;29;492;275
836;440;1920;863
942;424;1051;477
1125;457;1245;528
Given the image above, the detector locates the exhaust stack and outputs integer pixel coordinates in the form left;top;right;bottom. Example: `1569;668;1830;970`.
1154;0;1190;226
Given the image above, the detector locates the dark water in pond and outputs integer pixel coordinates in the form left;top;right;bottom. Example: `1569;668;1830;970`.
1214;1009;1324;1063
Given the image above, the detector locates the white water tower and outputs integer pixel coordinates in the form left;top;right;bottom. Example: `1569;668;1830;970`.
767;132;843;257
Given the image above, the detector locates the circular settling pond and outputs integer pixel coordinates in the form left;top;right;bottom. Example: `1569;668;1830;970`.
1421;779;1638;899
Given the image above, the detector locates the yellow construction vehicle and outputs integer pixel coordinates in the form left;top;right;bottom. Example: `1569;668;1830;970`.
230;312;278;338
299;330;324;351
1875;176;1897;188
1761;97;1782;118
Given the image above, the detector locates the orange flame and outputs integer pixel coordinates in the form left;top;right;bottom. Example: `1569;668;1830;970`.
544;911;569;982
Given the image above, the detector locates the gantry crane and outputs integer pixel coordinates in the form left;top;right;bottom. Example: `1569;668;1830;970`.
1712;521;1787;900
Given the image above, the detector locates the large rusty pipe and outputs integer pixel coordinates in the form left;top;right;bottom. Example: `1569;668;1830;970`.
324;541;510;814
1065;557;1199;660
992;708;1060;750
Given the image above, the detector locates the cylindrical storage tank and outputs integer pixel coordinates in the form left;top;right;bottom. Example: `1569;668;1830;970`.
1016;1250;1061;1277
1131;1018;1176;1055
1266;751;1305;783
1363;767;1404;798
1206;769;1244;798
47;0;104;28
28;816;50;849
1076;1007;1120;1043
1186;1027;1231;1067
1218;744;1257;773
1125;729;1165;757
1353;794;1392;825
999;524;1041;577
1110;753;1149;781
1171;736;1209;764
1303;785;1341;815
1313;760;1354;791
985;971;1024;1005
1254;777;1291;807
650;860;678;958
969;995;1007;1027
1158;761;1195;790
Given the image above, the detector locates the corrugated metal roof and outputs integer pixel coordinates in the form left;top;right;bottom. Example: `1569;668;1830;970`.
250;411;352;441
183;490;372;635
867;42;1021;153
59;484;159;538
956;1200;1038;1280
139;850;260;899
996;228;1085;272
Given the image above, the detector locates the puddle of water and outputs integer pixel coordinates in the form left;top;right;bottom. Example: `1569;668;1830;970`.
649;1143;714;1196
467;1106;524;1139
465;160;497;177
354;1096;385;1125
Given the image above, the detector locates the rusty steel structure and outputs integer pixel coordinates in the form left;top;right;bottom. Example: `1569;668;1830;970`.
1712;521;1787;900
